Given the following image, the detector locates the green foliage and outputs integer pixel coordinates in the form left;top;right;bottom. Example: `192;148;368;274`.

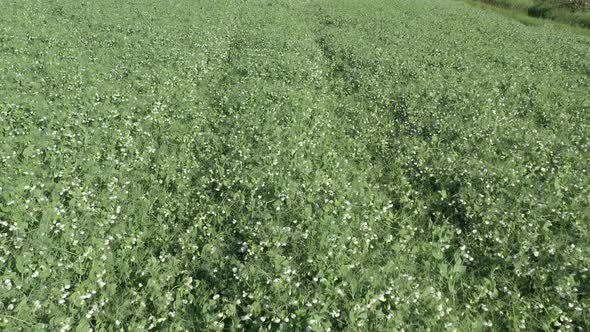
482;0;537;10
474;0;590;28
1;0;589;331
530;5;590;27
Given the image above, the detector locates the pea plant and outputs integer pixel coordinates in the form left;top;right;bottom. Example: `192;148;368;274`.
0;0;589;330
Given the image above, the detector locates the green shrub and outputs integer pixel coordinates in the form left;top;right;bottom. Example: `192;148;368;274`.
528;3;554;16
553;8;590;26
549;0;590;10
530;2;590;26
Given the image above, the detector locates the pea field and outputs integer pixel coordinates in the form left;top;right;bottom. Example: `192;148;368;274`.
1;0;589;330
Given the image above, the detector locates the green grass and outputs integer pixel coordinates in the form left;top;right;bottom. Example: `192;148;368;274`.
473;0;590;28
465;0;546;25
482;0;537;11
1;0;590;330
540;7;590;27
465;0;590;36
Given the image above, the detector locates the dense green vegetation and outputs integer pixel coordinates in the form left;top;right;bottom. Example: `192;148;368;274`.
1;0;589;330
475;0;590;27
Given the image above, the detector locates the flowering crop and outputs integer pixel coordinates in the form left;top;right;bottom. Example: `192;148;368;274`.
1;0;589;331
